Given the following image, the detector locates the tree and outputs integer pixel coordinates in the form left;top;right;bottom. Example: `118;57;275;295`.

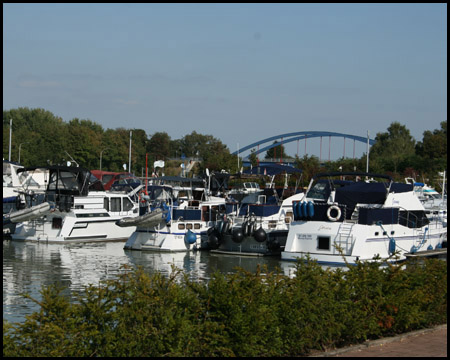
3;107;68;166
264;141;288;161
65;118;103;168
415;121;447;176
148;132;171;163
369;122;416;174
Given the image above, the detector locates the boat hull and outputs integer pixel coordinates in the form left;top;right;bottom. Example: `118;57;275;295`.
281;220;447;265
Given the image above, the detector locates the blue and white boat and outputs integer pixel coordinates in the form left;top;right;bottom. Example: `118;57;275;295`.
282;172;447;265
124;176;226;252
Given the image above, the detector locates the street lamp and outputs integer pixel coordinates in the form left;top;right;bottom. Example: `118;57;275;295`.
18;142;30;164
100;148;109;180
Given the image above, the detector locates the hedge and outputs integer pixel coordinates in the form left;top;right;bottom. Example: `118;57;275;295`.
3;257;447;357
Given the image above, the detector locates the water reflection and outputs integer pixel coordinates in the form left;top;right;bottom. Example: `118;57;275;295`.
3;236;297;324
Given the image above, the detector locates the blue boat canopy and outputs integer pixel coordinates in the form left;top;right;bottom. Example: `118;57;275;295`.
243;164;302;176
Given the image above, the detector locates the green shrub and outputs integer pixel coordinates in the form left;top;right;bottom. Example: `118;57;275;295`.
3;258;447;357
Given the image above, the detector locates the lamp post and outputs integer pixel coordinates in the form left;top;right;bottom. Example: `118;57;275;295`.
100;148;109;180
18;142;30;164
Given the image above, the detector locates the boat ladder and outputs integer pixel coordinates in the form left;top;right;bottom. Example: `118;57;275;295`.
336;222;354;255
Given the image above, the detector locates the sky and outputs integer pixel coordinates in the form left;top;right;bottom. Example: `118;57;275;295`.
3;3;447;160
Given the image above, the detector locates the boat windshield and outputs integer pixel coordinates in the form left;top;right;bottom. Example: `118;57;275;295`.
307;182;329;201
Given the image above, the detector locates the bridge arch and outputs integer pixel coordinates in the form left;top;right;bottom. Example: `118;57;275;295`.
232;131;375;160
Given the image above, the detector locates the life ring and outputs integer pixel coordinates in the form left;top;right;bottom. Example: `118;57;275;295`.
326;205;341;222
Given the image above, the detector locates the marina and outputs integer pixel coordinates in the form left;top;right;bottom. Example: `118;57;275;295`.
3;162;447;326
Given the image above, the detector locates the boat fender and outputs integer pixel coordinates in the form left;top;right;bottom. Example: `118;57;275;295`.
389;237;396;255
253;227;267;243
307;201;314;218
301;202;308;220
427;244;433;251
326;205;341;222
184;229;197;245
242;221;249;237
162;202;171;223
410;245;417;254
208;230;221;249
219;220;230;235
232;227;244;243
296;201;303;219
64;196;72;212
249;220;256;236
293;201;299;220
221;220;231;235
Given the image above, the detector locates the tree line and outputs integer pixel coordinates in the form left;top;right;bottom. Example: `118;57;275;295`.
2;107;447;188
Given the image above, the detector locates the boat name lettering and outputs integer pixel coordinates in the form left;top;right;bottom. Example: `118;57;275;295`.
296;234;313;240
318;225;332;231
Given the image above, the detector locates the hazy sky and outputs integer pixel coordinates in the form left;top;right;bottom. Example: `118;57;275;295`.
3;3;447;159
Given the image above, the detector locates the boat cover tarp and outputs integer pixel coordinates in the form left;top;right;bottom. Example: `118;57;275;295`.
335;182;414;218
243;164;302;176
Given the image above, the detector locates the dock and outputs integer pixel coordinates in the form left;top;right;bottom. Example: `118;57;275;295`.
404;248;447;259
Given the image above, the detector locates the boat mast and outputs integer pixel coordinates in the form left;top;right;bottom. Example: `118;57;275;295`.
366;130;370;173
9;119;12;161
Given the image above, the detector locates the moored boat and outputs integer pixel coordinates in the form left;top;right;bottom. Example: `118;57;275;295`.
124;176;226;252
282;172;447;265
11;165;142;243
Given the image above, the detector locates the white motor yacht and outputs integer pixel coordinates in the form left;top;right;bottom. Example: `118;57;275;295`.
124;176;226;252
282;172;447;265
11;165;141;243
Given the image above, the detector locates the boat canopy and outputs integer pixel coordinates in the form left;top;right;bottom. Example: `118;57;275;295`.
243;164;302;176
17;165;104;195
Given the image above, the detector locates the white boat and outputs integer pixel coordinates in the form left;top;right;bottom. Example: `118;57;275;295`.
3;161;48;233
227;182;263;202
11;165;142;243
124;177;226;252
405;177;446;210
282;172;447;265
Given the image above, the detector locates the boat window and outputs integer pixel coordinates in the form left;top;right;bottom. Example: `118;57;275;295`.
104;198;109;211
317;236;330;250
101;174;114;185
122;197;134;211
202;206;210;222
111;198;121;212
178;224;185;230
186;223;193;230
375;232;379;236
308;182;329;201
194;223;201;229
52;217;63;229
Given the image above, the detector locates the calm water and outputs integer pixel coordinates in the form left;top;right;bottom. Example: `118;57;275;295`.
3;235;296;324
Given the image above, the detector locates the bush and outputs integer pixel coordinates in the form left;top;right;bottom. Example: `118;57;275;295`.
3;258;447;357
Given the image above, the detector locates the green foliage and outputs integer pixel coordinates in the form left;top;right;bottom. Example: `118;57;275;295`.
3;108;447;184
369;122;416;174
3;258;446;357
264;140;289;160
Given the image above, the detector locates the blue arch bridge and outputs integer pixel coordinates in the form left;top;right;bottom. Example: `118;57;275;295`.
231;131;376;166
